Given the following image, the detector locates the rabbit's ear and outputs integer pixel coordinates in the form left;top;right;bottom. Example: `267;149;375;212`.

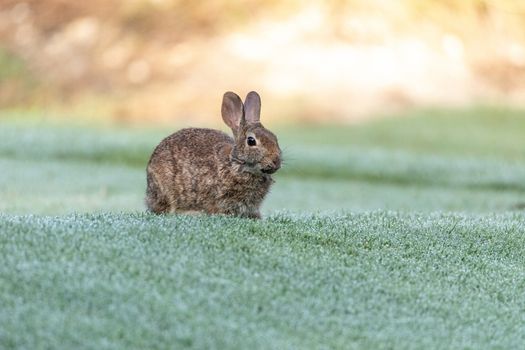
244;91;261;124
221;92;244;131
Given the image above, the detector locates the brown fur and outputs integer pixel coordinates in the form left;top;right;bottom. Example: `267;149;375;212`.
145;91;281;219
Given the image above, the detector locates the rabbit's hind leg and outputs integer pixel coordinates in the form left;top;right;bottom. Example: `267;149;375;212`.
146;172;171;214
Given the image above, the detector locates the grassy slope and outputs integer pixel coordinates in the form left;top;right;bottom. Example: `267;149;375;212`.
2;213;525;349
1;106;525;348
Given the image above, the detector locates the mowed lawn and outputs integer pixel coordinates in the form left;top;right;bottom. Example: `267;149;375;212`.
1;107;525;349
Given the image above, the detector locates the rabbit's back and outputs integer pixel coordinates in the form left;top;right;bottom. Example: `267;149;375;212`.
154;128;232;160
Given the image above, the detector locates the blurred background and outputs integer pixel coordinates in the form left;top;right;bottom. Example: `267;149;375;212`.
1;0;524;215
1;0;524;123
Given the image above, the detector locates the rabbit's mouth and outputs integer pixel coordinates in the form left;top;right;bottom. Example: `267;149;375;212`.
241;163;273;176
261;167;278;174
260;161;281;174
232;156;279;175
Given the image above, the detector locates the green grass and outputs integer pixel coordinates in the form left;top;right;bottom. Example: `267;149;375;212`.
2;213;525;349
1;106;525;348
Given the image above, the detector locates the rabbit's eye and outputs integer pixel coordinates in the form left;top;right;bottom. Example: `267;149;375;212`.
247;136;257;146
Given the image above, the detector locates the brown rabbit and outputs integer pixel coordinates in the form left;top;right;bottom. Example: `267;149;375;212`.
145;91;281;219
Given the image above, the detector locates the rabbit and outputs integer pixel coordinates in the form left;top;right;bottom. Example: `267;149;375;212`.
145;91;282;219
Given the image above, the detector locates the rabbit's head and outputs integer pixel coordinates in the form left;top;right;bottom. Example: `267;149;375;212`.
221;91;281;175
